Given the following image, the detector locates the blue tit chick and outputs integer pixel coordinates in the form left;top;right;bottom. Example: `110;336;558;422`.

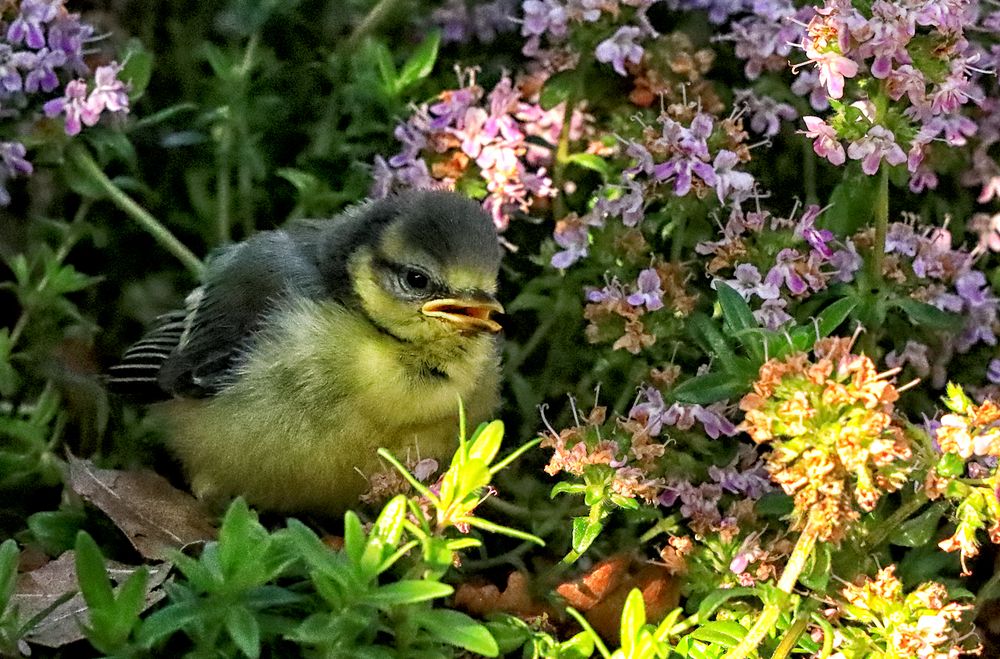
109;191;504;514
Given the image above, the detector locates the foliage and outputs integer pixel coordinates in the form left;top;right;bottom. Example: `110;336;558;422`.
1;0;999;657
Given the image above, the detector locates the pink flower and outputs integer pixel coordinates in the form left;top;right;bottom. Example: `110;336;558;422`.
847;126;906;175
805;46;858;99
802;116;845;165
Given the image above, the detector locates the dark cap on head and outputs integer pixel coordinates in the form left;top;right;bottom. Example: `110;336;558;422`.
388;190;501;272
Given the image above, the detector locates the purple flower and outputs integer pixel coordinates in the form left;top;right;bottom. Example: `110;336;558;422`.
624;140;655;177
0;141;32;206
595;25;644;76
720;263;779;301
599;178;645;227
753;298;793;329
794;204;834;258
988;359;1000;385
88;63;129;113
885;341;930;378
8;0;59;50
802;116;845;165
830;239;862;282
630;385;668;436
21;47;65;93
551;220;590;269
734;88;797;137
956;271;990;307
663;402;738;438
885;222;919;256
847;126;907;175
712;150;754;204
522;0;567;38
765;248;808;295
626;268;665;311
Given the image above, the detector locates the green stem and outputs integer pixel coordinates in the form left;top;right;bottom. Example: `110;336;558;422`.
869;166;889;287
9;201;91;348
861;492;927;550
723;515;821;659
803;141;817;206
68;144;203;278
552;96;576;220
347;0;404;47
770;601;817;659
216;117;233;245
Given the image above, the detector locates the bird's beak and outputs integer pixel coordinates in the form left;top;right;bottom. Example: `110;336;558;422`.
421;297;504;333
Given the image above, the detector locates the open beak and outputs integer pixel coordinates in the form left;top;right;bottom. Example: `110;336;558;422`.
421;297;504;334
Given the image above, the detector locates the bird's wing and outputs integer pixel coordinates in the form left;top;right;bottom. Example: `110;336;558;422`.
108;230;326;401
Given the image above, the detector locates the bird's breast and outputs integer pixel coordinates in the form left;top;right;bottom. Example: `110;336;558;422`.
160;299;500;513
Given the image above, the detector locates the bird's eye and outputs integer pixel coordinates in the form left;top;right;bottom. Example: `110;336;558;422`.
405;269;430;290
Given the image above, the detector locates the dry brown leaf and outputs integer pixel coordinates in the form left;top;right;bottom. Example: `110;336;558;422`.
68;455;217;560
582;562;680;642
12;551;170;649
454;571;554;618
555;553;631;611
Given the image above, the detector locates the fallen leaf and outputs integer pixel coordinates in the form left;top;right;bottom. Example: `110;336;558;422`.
582;562;680;642
555;553;631;611
455;571;554;618
68;455;217;560
12;551;170;648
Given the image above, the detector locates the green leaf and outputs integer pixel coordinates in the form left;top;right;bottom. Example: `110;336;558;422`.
686;313;737;373
225;606;260;659
799;542;831;591
120;39;154;100
822;167;878;235
565;153;610;180
468;420;504;466
695;587;756;621
369;40;397;92
670;371;748;405
619;588;646;657
395;30;440;92
551;482;587;498
138;601;202;647
936;453;966;478
114;566;149;622
343;511;365;566
716;282;762;360
367;580;454;606
890;501;948;547
75;532;115;612
687;620;749;648
815;296;859;338
539;69;577;110
571;517;604;555
0;539;19;609
412;608;499;656
894;298;964;331
0;328;17;397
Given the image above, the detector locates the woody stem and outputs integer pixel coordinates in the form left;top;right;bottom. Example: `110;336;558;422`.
722;513;821;659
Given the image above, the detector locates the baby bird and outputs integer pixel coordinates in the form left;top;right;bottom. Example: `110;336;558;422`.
109;191;503;513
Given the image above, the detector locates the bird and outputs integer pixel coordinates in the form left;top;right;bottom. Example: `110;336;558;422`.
108;190;504;514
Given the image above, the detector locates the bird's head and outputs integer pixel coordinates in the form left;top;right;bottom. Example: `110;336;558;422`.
344;191;504;346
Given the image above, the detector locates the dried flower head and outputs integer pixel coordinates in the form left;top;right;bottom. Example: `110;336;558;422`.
739;338;913;542
833;566;980;658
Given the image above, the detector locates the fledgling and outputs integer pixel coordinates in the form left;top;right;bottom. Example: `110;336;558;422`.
109;191;504;513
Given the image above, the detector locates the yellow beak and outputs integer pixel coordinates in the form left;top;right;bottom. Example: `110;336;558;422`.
421;297;505;334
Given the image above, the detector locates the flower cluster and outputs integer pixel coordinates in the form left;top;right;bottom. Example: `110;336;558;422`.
0;0;129;204
924;385;1000;573
830;566;979;657
793;0;989;190
696;204;861;329
739;337;913;543
582;260;697;353
550;101;754;272
519;0;656;69
432;0;518;44
372;70;594;229
540;403;665;504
